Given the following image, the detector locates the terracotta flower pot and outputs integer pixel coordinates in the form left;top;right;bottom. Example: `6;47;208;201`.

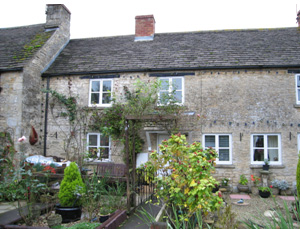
237;184;249;193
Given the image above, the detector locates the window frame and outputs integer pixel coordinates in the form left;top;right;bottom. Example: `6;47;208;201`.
250;133;281;165
295;74;300;104
158;77;184;105
86;133;111;162
202;134;232;165
89;79;113;107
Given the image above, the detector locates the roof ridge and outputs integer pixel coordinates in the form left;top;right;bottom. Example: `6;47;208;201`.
0;23;46;30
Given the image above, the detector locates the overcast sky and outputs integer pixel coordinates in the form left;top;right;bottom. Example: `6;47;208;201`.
0;0;299;39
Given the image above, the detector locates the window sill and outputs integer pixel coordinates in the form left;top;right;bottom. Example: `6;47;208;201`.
250;165;285;169
294;104;300;108
215;164;235;169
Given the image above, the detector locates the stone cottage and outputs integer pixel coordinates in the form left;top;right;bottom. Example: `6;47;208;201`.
1;4;300;189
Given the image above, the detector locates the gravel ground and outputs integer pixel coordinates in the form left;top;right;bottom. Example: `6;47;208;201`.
223;193;298;228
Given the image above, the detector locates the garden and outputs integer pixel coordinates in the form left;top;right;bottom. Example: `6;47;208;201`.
0;133;127;228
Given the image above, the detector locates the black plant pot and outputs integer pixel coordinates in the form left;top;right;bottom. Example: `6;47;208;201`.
259;190;271;198
99;214;111;223
262;165;269;171
55;204;82;223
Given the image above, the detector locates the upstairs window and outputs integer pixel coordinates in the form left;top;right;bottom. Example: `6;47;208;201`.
87;133;111;161
158;77;184;105
251;134;281;165
203;134;232;164
296;74;300;104
89;79;112;107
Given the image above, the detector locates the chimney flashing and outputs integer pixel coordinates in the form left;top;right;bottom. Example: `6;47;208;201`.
134;35;154;42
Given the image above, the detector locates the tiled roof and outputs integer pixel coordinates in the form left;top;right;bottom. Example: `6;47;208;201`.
45;27;300;75
0;24;54;71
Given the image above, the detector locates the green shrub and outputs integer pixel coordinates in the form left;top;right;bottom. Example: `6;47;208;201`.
58;162;86;207
146;133;223;221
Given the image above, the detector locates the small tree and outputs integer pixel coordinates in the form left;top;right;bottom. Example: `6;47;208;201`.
58;162;86;207
146;133;223;221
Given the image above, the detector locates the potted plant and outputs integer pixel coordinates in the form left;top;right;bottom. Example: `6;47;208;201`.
263;159;270;171
220;177;231;192
99;206;114;223
56;162;86;223
237;175;249;193
258;186;271;198
250;175;261;195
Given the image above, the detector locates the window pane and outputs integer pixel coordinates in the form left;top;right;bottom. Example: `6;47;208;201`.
205;136;215;148
253;149;264;161
88;135;98;146
91;81;100;92
88;147;98;158
253;135;264;147
100;135;109;146
160;79;169;90
298;89;300;101
268;136;278;147
297;75;300;87
100;148;109;159
172;78;182;90
102;93;111;104
103;81;111;92
219;135;229;147
91;93;99;104
219;149;229;161
268;149;278;161
159;91;169;104
174;91;182;103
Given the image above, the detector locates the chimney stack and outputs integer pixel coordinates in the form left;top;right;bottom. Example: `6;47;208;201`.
135;15;155;41
45;4;71;29
297;10;300;27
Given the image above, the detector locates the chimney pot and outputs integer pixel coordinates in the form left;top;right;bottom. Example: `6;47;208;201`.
135;15;155;41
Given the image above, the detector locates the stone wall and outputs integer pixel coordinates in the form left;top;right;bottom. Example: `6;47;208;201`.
0;4;70;156
43;69;299;188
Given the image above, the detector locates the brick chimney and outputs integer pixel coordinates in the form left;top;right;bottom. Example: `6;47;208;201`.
45;4;71;29
135;15;155;41
297;10;300;27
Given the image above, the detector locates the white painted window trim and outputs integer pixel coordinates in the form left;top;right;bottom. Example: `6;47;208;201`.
202;134;232;165
158;77;184;105
86;133;111;162
296;74;300;104
89;79;113;107
250;133;281;165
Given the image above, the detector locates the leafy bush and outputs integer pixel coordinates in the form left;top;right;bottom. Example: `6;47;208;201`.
146;133;223;220
58;162;86;207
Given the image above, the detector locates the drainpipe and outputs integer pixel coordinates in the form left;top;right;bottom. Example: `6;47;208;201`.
43;76;50;156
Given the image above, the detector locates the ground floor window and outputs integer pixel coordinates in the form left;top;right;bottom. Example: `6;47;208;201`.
87;133;111;161
203;134;232;164
251;134;281;165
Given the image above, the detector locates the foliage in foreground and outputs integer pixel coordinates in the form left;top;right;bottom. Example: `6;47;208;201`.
58;162;86;207
145;133;223;220
242;196;300;229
